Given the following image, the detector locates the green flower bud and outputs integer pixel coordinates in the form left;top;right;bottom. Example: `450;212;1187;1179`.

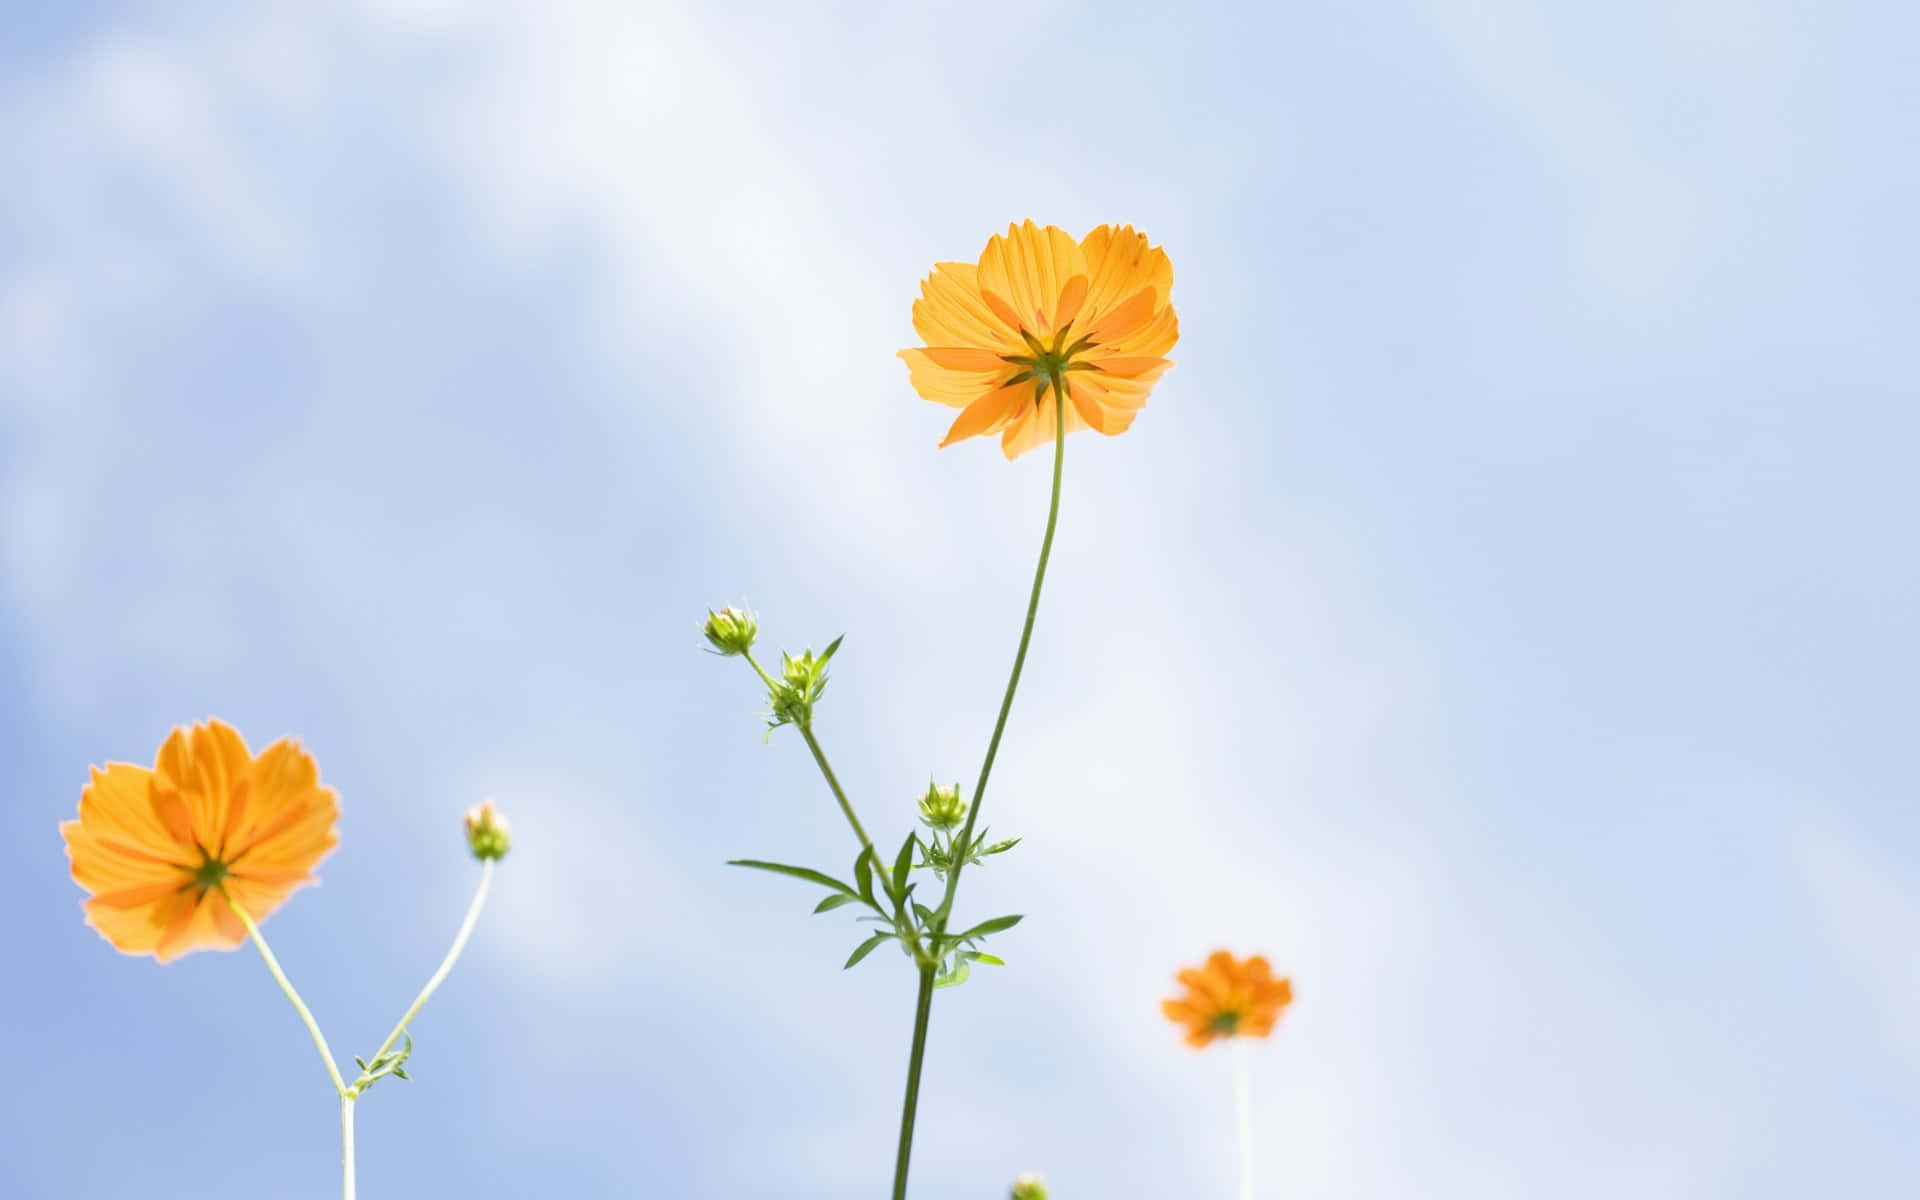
703;606;759;656
1010;1174;1048;1200
918;781;967;831
764;636;842;731
464;800;511;861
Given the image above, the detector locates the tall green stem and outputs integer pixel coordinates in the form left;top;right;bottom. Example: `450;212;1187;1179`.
366;859;497;1068
1234;1041;1255;1200
227;894;352;1199
934;377;1068;924
228;895;348;1097
743;650;877;855
890;966;938;1200
894;380;1069;1199
340;1095;358;1200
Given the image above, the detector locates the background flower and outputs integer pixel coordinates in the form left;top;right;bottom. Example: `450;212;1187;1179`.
1163;950;1294;1049
62;720;339;962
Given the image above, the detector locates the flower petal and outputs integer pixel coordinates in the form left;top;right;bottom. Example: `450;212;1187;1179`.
940;379;1032;448
911;261;1023;353
899;348;1001;410
975;221;1087;338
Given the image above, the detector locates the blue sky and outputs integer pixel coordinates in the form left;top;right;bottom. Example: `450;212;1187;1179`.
3;2;1916;1197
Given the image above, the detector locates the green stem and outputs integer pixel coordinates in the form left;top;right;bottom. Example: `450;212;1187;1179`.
892;377;1069;1199
743;651;877;855
890;965;938;1200
227;893;348;1098
798;723;875;853
363;859;497;1075
341;1094;358;1200
1234;1041;1255;1200
226;893;353;1199
934;375;1068;925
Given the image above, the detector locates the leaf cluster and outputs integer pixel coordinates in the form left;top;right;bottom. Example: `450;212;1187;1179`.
730;827;1021;990
765;636;843;732
348;1033;413;1097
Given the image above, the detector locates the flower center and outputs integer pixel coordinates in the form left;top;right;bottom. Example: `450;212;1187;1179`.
1000;327;1098;394
192;853;229;893
1210;1010;1242;1036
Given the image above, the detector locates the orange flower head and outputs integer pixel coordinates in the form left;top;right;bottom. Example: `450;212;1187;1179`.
1161;950;1294;1049
61;720;340;963
899;220;1178;459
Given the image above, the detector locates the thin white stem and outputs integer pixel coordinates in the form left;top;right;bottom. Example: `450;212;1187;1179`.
340;1095;357;1200
368;859;497;1066
1234;1041;1255;1200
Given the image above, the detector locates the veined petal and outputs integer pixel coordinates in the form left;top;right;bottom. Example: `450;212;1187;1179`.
1080;224;1174;326
940;379;1032;447
919;346;1009;371
976;221;1087;338
899;348;1002;410
1084;355;1171;381
999;392;1092;459
1081;285;1161;347
912;261;1024;352
68;763;192;863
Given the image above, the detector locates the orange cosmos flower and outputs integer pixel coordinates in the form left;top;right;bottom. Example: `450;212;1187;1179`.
61;719;340;963
1162;950;1294;1049
899;220;1178;458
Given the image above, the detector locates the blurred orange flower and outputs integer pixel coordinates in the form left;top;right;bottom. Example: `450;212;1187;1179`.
899;220;1178;458
1162;950;1293;1049
61;720;340;963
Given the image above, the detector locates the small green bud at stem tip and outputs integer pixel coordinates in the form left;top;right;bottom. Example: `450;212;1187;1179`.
1010;1173;1049;1200
703;605;759;656
463;800;511;861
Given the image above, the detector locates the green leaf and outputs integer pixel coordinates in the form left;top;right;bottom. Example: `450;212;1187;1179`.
956;914;1024;941
979;837;1021;856
890;834;916;900
933;959;971;989
844;931;892;969
965;952;1006;967
854;847;878;907
822;634;844;661
728;859;854;895
813;893;859;914
912;902;935;928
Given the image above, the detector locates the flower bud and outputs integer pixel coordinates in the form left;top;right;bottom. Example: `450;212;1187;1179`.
463;800;511;861
918;781;967;831
1010;1174;1048;1200
703;606;758;656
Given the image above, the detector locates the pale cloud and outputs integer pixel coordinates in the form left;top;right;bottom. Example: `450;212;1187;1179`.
1787;820;1920;1076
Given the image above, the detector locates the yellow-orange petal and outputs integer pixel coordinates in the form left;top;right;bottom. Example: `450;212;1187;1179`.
899;348;1000;410
1065;376;1113;434
82;887;195;958
67;763;185;859
941;380;1032;448
1081;285;1162;347
911;261;1024;352
156;720;254;860
155;891;244;963
1079;225;1174;326
976;221;1088;338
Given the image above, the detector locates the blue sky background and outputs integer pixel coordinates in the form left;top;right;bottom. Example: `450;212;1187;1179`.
3;2;1916;1197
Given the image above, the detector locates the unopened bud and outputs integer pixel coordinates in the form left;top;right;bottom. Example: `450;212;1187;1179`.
918;781;967;831
703;606;759;656
463;800;511;861
1010;1174;1048;1200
